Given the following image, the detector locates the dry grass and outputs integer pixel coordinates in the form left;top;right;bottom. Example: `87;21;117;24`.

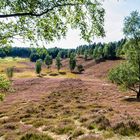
1;58;140;140
0;57;28;72
0;57;78;79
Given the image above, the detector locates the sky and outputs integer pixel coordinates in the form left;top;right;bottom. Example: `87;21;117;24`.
13;0;140;49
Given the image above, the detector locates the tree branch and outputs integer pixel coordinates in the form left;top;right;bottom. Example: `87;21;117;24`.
128;86;138;94
0;3;84;18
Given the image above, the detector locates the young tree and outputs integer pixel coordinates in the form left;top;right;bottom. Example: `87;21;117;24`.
56;55;62;72
44;55;53;69
109;11;140;99
6;67;14;80
69;53;76;72
84;50;88;61
93;46;103;61
93;47;98;60
103;44;110;59
35;59;42;76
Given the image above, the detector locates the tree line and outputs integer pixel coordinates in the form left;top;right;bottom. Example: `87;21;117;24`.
0;39;126;62
76;39;126;61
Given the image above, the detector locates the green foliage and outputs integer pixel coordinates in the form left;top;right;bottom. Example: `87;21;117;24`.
77;65;84;73
109;63;138;89
109;11;140;98
0;93;5;101
35;59;42;75
55;55;62;72
30;53;40;62
77;39;126;60
6;67;14;79
0;0;105;47
36;47;48;60
20;133;53;140
0;74;11;91
2;39;126;61
44;55;53;69
69;53;76;72
84;50;88;61
0;49;6;58
93;46;103;60
123;11;140;39
103;43;116;59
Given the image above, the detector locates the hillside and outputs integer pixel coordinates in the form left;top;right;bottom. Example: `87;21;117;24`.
0;58;140;140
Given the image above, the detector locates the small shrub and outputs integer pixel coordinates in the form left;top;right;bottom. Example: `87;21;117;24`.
0;93;5;101
49;73;58;76
94;115;111;130
6;67;14;80
87;115;110;130
0;74;11;91
32;119;49;128
113;120;140;136
4;123;17;130
88;123;97;130
20;133;53;140
53;125;74;135
59;71;66;75
72;128;84;138
103;131;114;139
77;65;84;73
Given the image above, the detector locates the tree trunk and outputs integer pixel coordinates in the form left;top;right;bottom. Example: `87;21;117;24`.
137;90;140;99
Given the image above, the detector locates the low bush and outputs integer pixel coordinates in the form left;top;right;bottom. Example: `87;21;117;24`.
6;67;14;80
59;71;66;75
0;74;11;91
113;120;140;136
72;128;84;138
49;73;59;76
94;115;111;130
52;124;74;135
4;123;17;130
0;93;5;101
77;65;84;73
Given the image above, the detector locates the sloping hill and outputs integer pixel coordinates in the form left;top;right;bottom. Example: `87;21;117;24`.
0;58;139;140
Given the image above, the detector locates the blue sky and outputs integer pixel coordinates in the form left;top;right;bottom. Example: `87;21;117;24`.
14;0;140;48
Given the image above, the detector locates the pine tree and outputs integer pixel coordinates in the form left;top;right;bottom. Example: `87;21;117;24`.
56;55;62;72
44;55;53;69
35;59;42;76
69;53;76;72
84;50;88;61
